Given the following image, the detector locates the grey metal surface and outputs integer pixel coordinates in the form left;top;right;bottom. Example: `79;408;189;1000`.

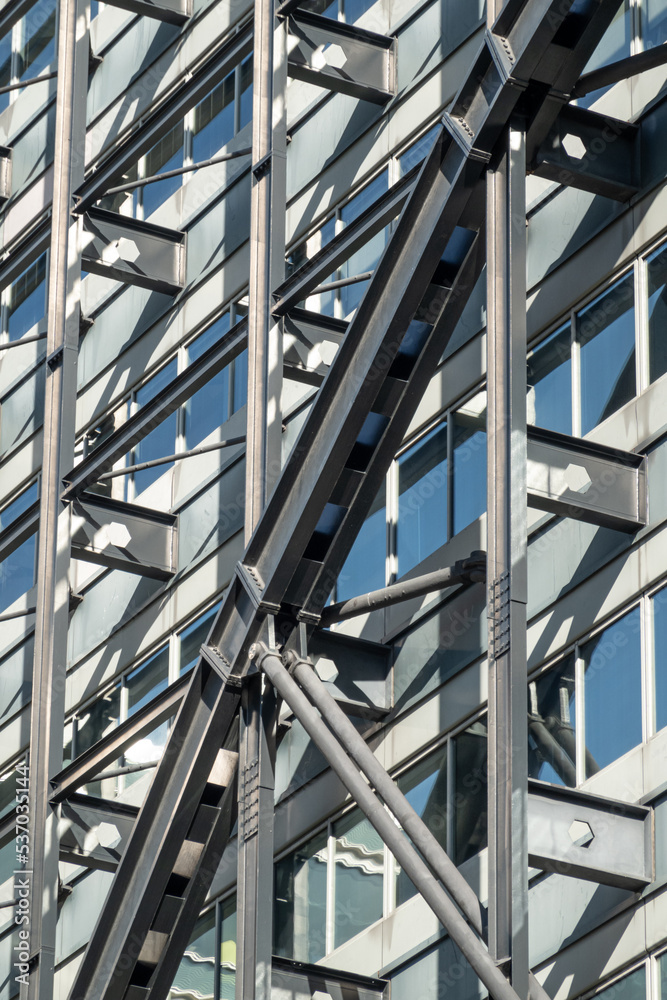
532;105;638;202
61;317;248;498
486;123;529;998
287;11;396;104
0;145;11;202
0;498;39;565
527;780;652;891
60;794;140;872
573;41;667;97
526;425;647;532
70;493;178;580
101;0;190;25
81;209;186;295
270;957;388;999
303;629;392;716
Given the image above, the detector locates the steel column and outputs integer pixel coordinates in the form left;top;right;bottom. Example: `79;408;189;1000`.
486;121;529;999
21;0;88;996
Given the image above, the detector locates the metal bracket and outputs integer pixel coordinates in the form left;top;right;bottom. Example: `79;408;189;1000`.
238;757;260;841
81;208;186;295
98;0;190;25
235;561;281;614
490;571;511;658
46;346;64;371
252;152;272;179
199;643;243;689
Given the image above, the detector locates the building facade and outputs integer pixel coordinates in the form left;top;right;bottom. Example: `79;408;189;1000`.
1;0;667;999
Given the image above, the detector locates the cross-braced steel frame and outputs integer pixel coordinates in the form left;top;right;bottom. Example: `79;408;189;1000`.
4;0;663;998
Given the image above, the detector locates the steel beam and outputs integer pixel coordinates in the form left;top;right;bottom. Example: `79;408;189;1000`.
59;794;139;872
574;41;667;98
0;500;40;566
74;23;253;213
22;0;89;994
61;316;248;499
486;122;529;999
287;11;396;104
50;674;189;803
273;168;416;315
0;145;11;202
70;493;178;580
0;0;34;39
81;209;186;295
0;218;51;295
100;0;190;25
531;105;638;202
527;780;652;891
283;309;347;382
271;958;388;998
526;425;647;532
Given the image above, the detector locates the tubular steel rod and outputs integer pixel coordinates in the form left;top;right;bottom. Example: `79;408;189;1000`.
310;270;374;294
254;643;522;1000
103;147;252;195
23;0;88;994
93;760;159;781
97;435;246;479
0;606;36;622
285;650;486;932
0;70;57;95
320;553;486;626
573;42;667;96
0;332;47;351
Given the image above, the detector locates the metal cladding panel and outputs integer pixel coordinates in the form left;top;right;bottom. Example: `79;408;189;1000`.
82;209;186;295
526;425;647;532
101;0;189;24
60;795;139;871
287;11;396;104
527;780;652;890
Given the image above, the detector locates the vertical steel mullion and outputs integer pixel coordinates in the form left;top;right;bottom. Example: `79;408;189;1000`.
446;734;456;858
575;648;586;786
326;820;336;955
643;592;655;741
213;899;222;1000
571;308;581;438
446;413;454;542
486;117;529;1000
636;254;650;395
22;0;87;996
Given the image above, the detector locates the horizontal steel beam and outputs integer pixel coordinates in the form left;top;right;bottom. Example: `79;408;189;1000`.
272;958;388;999
0;0;34;39
70;492;178;580
0;499;40;565
527;779;652;890
573;41;667;97
526;425;646;533
50;674;189;802
82;209;186;295
287;11;396;104
274;168;417;315
61;316;248;499
75;23;253;213
531;105;638;202
320;551;486;625
101;0;190;25
60;793;139;873
283;308;347;380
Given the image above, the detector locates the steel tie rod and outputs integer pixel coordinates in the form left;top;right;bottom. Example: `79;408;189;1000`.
252;641;521;1000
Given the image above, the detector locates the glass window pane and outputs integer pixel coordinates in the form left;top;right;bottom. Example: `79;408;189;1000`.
577;275;635;434
645;0;667;49
659;952;667;1000
75;684;121;757
653;586;667;733
0;484;39;613
0;33;12;116
185;315;232;448
647;244;667;384
527;325;572;435
452;390;486;536
232;349;248;412
274;830;327;963
583;608;641;776
596;968;646;1000
239;55;253;130
453;719;487;866
337;487;385;602
192;70;235;163
125;648;170;767
7;254;47;342
333;809;384;948
398;126;439;178
0;767;20;823
17;0;57;80
142;122;185;217
396;746;447;906
179;605;220;675
528;655;576;786
397;423;447;576
219;897;237;1000
132;360;178;495
170;911;216;1000
340;171;389;227
581;1;631;77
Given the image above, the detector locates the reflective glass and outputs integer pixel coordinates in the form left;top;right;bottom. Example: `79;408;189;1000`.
132;359;179;495
653;586;667;733
396;746;447;906
528;656;576;786
239;55;253;131
0;483;39;613
580;0;631;99
647;244;667;384
527;325;572;435
0;835;13;894
192;70;235;164
17;0;56;80
397;423;447;576
179;605;220;675
274;830;327;963
577;275;635;434
0;32;11;115
339;229;387;317
398;126;439;178
142;121;185;218
0;768;19;822
596;968;646;1000
219;897;237;1000
340;171;389;227
170;911;215;1000
125;647;169;769
453;720;487;865
6;254;47;342
333;809;383;948
232;349;248;411
337;487;385;602
452;390;486;535
660;951;667;1000
75;684;121;758
583;607;641;776
343;0;376;23
185;315;232;448
645;0;667;49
